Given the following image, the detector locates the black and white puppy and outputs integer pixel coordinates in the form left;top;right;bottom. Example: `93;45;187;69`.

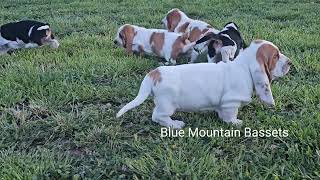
0;20;59;55
195;22;246;63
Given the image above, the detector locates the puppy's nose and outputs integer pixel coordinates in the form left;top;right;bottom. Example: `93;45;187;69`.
113;40;117;44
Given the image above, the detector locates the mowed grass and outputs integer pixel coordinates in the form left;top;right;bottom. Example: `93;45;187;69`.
0;0;319;179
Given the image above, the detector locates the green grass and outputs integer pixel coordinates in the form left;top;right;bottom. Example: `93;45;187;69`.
0;0;319;179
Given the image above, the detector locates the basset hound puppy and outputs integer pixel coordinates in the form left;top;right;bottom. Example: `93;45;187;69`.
0;20;59;55
195;22;247;63
114;24;195;65
117;40;292;129
161;8;220;62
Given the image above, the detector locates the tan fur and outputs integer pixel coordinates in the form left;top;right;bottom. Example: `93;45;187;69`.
150;32;165;56
149;69;162;85
178;22;190;33
256;44;280;82
167;9;181;32
171;34;188;60
120;25;136;54
138;45;144;56
253;39;264;44
188;27;202;42
202;28;209;34
41;29;52;44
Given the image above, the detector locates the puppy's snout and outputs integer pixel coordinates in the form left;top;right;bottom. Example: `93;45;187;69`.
113;40;117;44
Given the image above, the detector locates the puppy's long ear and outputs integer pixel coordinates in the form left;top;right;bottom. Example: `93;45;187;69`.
180;32;189;43
167;10;181;32
251;43;280;106
121;25;136;54
196;32;220;44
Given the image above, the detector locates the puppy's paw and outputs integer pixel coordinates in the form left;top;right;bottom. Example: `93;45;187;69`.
49;39;59;49
171;120;185;129
231;119;243;126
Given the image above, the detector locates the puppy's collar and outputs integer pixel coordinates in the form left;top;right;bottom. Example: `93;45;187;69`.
28;26;35;37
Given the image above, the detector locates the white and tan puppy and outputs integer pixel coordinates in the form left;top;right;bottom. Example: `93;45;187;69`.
117;40;292;128
162;8;220;62
114;24;195;65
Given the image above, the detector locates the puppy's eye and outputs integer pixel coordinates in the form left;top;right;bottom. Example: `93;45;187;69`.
119;33;123;39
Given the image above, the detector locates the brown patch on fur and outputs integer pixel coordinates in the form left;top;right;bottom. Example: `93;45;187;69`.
119;25;136;54
188;27;202;42
46;29;51;37
148;69;162;85
253;39;264;44
171;33;189;60
256;44;280;82
150;32;165;56
178;22;190;33
138;45;144;56
167;9;181;32
202;28;209;34
40;29;52;44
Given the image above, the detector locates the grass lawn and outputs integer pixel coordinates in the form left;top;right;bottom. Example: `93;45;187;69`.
0;0;319;179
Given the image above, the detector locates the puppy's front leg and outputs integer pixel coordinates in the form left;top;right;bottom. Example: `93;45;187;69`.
169;59;177;65
0;44;10;55
207;54;215;63
218;107;242;125
220;48;231;63
189;49;199;63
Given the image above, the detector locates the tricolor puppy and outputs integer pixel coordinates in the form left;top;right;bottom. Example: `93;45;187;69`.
0;20;59;55
161;8;220;62
114;24;195;65
196;22;246;63
117;40;291;129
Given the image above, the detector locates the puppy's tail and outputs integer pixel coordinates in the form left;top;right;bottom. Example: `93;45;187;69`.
116;75;153;118
196;32;221;44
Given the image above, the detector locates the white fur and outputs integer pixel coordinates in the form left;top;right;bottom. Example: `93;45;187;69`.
222;23;238;31
116;40;291;128
28;26;35;37
37;25;49;30
114;24;195;65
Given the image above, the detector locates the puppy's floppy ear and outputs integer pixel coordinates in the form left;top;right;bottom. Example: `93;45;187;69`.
166;10;181;32
196;32;221;44
120;25;136;54
251;43;280;106
180;32;189;42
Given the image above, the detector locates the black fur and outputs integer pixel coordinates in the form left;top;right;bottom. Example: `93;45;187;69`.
0;20;52;46
196;22;246;60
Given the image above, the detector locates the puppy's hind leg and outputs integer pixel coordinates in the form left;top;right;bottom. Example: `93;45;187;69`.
152;98;185;129
218;107;242;125
0;45;10;55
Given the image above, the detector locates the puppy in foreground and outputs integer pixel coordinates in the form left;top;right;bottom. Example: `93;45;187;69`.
0;20;59;55
114;24;195;65
117;40;291;128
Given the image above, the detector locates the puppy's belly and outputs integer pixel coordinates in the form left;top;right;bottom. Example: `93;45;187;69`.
176;106;218;112
175;96;220;112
